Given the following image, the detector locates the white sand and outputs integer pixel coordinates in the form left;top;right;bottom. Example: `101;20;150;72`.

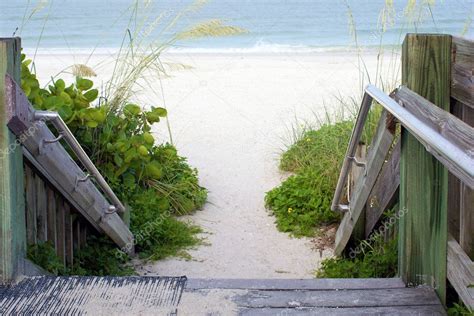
33;51;389;278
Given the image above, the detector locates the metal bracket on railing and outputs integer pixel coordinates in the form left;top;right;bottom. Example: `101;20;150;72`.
105;205;117;214
39;133;64;155
44;133;64;144
338;204;350;213
75;174;94;188
348;155;367;176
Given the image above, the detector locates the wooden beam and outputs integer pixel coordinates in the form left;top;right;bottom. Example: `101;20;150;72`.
447;235;474;310
392;86;474;188
334;110;395;255
351;143;367;241
46;186;57;249
4;75;134;254
64;203;73;267
56;197;66;266
24;164;37;245
399;33;451;304
0;37;26;284
365;139;400;238
35;175;47;242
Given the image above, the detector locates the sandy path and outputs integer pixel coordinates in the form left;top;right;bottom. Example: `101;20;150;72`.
33;51;383;279
134;52;382;278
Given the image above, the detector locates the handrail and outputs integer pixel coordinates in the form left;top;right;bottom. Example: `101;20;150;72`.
331;84;474;213
34;110;125;214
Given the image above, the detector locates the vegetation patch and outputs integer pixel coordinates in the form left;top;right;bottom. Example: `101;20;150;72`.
315;234;398;278
22;54;206;275
264;121;355;237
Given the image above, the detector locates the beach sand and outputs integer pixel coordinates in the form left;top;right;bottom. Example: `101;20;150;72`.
33;51;393;278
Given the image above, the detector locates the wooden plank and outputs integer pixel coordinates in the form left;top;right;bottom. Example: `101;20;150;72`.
0;37;26;284
64;203;73;267
447;100;463;241
453;37;474;66
24;164;37;245
399;33;451;303
239;306;447;316
5;77;134;253
365;139;400;237
35;175;47;242
79;222;88;248
452;37;474;109
56;197;66;266
351;143;367;241
447;235;474;309
46;186;57;249
459;104;474;260
452;62;473;109
392;86;474;188
236;288;443;308
186;278;406;291
334;110;395;255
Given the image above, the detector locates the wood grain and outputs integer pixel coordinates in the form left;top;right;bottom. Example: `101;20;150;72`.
399;33;451;304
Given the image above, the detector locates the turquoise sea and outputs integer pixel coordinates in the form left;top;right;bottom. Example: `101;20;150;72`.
1;0;472;52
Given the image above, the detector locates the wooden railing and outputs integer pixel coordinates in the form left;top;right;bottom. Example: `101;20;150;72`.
332;34;474;310
0;38;133;283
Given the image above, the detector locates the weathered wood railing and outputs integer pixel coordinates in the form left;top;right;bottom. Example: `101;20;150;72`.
332;34;474;310
0;38;133;284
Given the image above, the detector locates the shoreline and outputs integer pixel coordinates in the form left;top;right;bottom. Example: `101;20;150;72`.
25;46;402;58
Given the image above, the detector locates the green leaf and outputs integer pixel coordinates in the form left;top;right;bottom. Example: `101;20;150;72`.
145;161;162;179
124;148;137;163
153;107;167;117
143;132;154;145
124;104;141;116
55;79;65;91
83;89;98;102
43;96;64;110
114;163;130;177
138;145;149;157
123;173;136;188
76;77;93;90
85;120;99;128
59;91;72;105
113;154;123;166
57;105;73;120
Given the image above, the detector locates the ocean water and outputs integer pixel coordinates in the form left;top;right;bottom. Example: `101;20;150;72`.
1;0;472;53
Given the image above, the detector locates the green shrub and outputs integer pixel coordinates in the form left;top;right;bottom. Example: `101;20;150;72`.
447;303;473;316
316;234;398;278
129;188;202;260
265;169;340;237
71;236;135;276
27;242;68;275
265;121;354;236
21;55;207;274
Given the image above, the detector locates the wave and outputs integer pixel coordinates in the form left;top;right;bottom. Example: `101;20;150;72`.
23;41;400;56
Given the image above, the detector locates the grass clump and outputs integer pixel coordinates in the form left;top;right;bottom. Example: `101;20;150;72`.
265;120;354;237
447;303;473;316
316;234;398;278
28;239;134;276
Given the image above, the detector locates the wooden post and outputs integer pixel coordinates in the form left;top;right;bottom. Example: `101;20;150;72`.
399;34;451;303
0;38;26;284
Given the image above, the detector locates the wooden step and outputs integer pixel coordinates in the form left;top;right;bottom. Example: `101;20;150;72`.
0;277;446;315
